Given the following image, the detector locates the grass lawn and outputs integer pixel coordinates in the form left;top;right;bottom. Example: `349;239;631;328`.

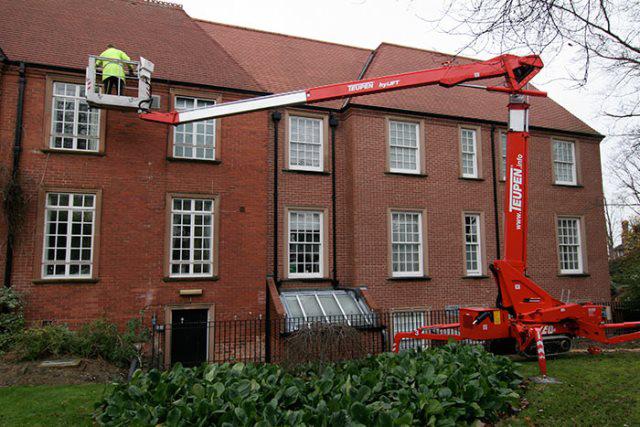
505;351;640;426
0;383;111;427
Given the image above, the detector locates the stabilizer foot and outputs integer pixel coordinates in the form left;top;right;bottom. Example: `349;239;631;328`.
530;375;562;384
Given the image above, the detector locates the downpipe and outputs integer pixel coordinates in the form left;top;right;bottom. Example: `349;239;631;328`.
3;62;26;288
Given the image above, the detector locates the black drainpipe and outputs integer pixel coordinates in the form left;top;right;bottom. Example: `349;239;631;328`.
271;111;282;285
4;62;26;288
329;114;339;287
489;125;501;260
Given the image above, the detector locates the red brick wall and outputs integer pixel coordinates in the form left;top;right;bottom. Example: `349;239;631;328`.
342;109;609;309
1;65;269;324
1;64;610;327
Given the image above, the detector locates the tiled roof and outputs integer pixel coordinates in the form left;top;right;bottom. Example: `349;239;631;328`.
0;0;262;91
196;20;372;109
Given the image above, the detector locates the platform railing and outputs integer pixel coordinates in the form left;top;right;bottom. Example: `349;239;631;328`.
85;55;154;111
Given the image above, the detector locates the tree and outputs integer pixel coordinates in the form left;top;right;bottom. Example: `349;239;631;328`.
424;0;640;143
609;217;640;309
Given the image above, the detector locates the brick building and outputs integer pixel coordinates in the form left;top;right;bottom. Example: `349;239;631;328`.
1;0;609;363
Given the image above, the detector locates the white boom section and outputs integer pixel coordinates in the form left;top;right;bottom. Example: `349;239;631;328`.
176;90;307;124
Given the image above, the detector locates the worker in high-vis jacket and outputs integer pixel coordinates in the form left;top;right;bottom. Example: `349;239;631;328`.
97;44;134;95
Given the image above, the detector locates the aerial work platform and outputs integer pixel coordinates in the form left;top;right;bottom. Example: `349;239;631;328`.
85;55;154;112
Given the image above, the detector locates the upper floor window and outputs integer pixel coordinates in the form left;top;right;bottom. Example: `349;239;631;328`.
50;82;100;152
173;96;216;160
42;192;96;278
557;217;583;274
464;213;482;276
391;211;424;277
500;132;507;180
289;116;323;171
553;140;577;185
170;198;215;277
288;210;323;278
460;128;478;178
389;120;420;174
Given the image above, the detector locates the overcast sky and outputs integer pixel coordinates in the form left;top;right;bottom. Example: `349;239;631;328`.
173;0;624;200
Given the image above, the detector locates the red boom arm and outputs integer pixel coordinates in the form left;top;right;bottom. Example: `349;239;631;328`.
139;54;546;125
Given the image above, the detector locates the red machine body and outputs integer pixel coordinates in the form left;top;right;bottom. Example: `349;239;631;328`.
136;53;640;377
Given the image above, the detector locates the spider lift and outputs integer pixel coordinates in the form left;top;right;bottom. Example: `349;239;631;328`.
87;53;640;379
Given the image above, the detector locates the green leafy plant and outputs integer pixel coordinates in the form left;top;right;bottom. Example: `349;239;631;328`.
96;344;522;426
0;287;25;354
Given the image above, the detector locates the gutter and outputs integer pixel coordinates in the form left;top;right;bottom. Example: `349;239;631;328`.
4;62;26;288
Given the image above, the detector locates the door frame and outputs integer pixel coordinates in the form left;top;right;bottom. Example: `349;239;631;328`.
164;303;215;368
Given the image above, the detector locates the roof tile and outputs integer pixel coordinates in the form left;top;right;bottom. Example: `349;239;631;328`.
0;0;262;91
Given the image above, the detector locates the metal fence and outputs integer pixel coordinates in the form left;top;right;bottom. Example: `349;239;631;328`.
150;301;638;369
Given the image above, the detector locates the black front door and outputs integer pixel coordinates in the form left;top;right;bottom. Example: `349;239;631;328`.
171;309;208;367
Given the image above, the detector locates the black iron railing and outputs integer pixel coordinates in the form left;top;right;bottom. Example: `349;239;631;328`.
150;301;637;369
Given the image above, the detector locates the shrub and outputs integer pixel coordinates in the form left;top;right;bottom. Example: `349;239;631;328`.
96;344;522;426
14;324;76;360
282;323;368;368
75;318;148;365
0;287;25;354
13;318;148;366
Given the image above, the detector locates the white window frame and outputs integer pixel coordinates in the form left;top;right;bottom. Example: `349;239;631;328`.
42;192;96;279
173;96;217;161
389;120;421;174
390;211;424;277
553;139;577;185
169;197;215;278
557;217;584;274
460;128;479;178
288;210;324;278
50;82;100;152
464;213;482;276
288;115;324;172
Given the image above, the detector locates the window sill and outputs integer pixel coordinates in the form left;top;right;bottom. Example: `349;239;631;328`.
33;278;100;285
163;276;219;282
553;183;583;188
166;157;221;165
282;169;330;176
279;277;335;284
388;276;431;281
558;273;590;278
385;172;428;178
462;275;490;279
41;148;105;157
459;176;485;181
